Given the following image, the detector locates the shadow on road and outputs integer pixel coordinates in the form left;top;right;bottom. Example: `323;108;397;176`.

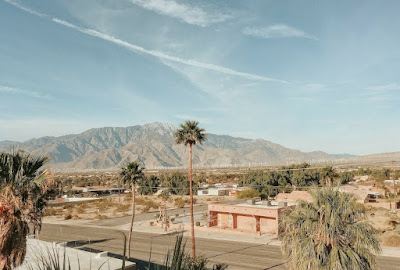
66;238;112;248
263;262;286;269
206;243;266;259
75;245;165;269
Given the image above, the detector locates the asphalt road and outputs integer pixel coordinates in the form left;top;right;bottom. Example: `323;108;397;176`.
39;223;400;270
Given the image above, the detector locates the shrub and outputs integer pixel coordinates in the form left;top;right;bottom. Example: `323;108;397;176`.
124;193;132;202
64;214;72;220
141;206;151;213
195;221;201;227
76;206;85;214
171;218;175;223
237;189;260;199
145;200;160;209
62;203;75;210
43;208;57;216
116;204;130;212
93;200;111;212
150;221;154;226
174;197;186;208
72;215;80;220
94;214;107;220
175;213;179;217
388;216;400;227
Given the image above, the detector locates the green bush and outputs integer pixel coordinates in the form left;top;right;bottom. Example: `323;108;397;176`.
237;189;260;199
196;221;201;227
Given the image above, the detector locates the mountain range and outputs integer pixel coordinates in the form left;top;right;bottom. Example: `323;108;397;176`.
0;122;389;171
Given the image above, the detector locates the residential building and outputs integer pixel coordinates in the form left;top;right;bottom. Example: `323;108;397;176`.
208;199;294;235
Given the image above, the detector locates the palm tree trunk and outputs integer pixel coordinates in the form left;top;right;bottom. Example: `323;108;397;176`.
189;143;195;258
128;183;136;258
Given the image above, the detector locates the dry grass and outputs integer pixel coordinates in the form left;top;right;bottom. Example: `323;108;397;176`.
383;232;400;247
76;205;85;214
174;197;186;208
94;214;107;220
116;204;130;212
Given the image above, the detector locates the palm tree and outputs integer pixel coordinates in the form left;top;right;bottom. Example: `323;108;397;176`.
319;167;338;186
120;161;145;258
174;120;207;258
280;188;381;270
0;150;53;269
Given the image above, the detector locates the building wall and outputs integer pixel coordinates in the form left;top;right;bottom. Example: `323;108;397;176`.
260;217;277;234
208;203;282;234
236;215;255;231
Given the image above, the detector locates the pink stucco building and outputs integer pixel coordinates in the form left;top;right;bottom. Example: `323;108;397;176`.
208;200;293;235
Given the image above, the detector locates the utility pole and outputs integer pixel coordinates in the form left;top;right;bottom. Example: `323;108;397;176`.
391;161;397;198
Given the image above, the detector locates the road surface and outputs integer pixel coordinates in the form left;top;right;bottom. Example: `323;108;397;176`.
38;223;400;270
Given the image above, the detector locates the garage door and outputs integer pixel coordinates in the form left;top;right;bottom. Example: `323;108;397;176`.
236;215;255;231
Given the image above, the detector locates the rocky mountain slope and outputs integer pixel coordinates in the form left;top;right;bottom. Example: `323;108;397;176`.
0;122;349;171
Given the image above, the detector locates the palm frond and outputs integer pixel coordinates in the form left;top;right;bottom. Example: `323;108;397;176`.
280;188;381;270
174;121;207;146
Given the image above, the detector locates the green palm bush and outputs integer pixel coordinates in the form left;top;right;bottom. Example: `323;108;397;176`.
280;188;381;270
0;150;53;269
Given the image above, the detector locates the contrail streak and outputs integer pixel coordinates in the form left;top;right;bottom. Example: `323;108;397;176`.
4;0;287;83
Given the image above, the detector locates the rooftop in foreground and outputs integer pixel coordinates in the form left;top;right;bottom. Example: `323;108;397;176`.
17;239;135;270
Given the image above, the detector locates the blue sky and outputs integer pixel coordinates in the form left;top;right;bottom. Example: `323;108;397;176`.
1;0;399;155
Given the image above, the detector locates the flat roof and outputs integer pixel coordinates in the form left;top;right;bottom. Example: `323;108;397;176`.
17;239;135;270
212;200;294;209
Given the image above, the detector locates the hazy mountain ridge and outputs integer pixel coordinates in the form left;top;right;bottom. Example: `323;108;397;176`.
0;122;354;170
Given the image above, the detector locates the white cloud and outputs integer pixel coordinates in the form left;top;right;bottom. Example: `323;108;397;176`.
6;1;286;84
366;83;400;91
4;0;46;17
50;18;285;83
162;60;264;102
361;82;400;102
243;24;318;40
130;0;231;27
0;85;52;99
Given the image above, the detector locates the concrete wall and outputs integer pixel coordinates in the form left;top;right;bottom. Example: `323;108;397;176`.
208;203;282;234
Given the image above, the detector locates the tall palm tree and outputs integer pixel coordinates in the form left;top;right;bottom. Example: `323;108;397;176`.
280;188;381;270
120;161;145;258
174;120;207;258
0;150;53;270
